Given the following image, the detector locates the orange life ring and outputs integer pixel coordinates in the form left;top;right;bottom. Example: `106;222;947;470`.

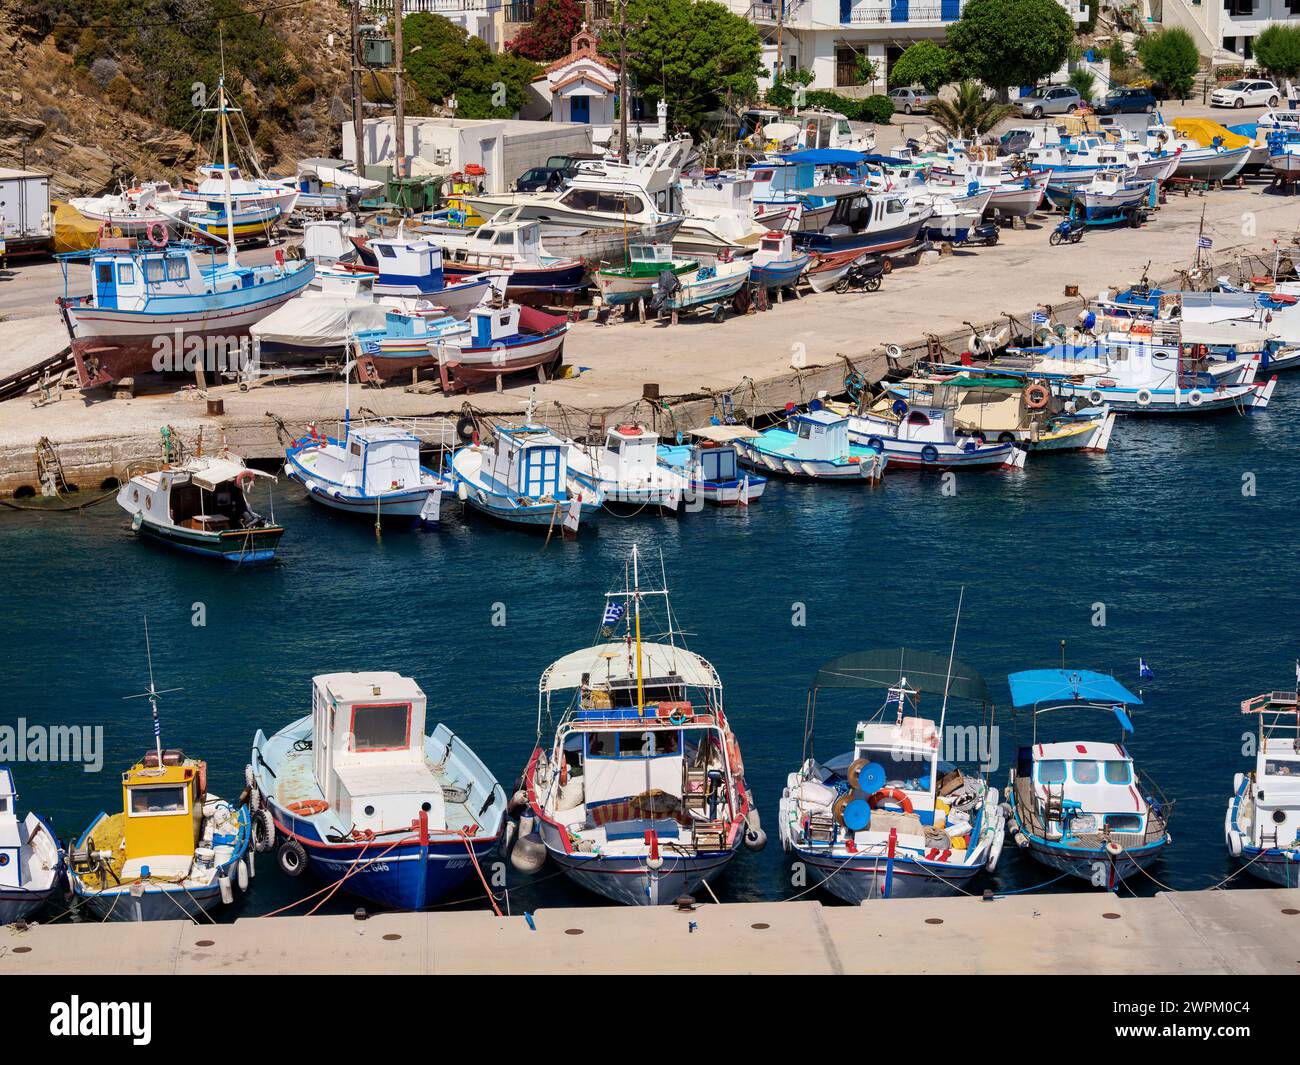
616;424;642;436
868;787;914;814
1024;382;1051;410
287;799;328;816
146;221;167;248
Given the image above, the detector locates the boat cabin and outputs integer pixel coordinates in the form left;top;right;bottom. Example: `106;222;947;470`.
599;423;661;481
337;426;425;495
1017;741;1149;840
119;457;270;533
753;231;795;266
0;768;26;889
370;238;446;297
303;220;356;266
628;243;677;269
466;303;522;348
310;672;451;835
467;219;545;262
494;424;574;501
786;409;852;461
85;247;208;311
118;751;205;879
1239;691;1300;849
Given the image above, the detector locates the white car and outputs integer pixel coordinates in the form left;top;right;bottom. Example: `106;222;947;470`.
1211;79;1281;109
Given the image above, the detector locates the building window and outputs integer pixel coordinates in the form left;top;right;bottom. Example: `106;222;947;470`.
1224;0;1253;15
835;47;860;87
506;0;535;21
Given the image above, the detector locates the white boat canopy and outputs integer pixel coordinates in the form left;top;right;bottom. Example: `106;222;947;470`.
688;425;761;442
1177;320;1270;347
186;457;275;491
540;641;721;693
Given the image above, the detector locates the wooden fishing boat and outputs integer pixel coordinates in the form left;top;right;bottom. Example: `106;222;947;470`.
565;422;689;512
594;243;699;306
735;408;887;481
657;426;768;506
433;303;568;394
117;453;284;563
748;230;810;290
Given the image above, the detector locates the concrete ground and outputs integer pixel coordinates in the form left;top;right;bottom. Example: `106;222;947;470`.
2;888;1298;974
0;100;1294;494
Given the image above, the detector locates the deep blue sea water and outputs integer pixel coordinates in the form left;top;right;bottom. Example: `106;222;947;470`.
2;383;1296;916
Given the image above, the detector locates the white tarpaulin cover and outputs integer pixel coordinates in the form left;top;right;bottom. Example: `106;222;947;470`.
540;642;721;692
251;296;389;348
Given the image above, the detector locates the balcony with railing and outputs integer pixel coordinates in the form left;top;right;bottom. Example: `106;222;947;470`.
747;0;808;23
839;0;964;22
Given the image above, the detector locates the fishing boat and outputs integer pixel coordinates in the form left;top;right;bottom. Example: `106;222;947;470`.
67;637;252;922
416;215;588;298
654;258;752;313
827;392;1027;470
514;547;764;905
271;157;382;215
1056;171;1153;222
1225;678;1300;887
656;426;768;506
69;184;177;240
160;199;281;243
447;406;603;531
565;423;689;512
735;408;887;481
285;419;447;525
433;302;569;394
117;452;285;563
748;230;810;290
0;768;62;924
778;645;1006;901
1005;667;1173;889
358;236;496;316
594;243;699;307
1266;128;1300;180
250;671;507;911
792;188;930;255
1138;125;1250;182
351;307;471;383
805;249;868;294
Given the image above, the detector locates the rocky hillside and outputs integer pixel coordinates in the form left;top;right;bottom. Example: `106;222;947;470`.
0;0;353;196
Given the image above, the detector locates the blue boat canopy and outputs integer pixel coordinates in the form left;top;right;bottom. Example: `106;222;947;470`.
1008;669;1142;708
782;148;911;166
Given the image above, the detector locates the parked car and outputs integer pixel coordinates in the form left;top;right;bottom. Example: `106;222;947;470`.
1017;85;1083;118
1094;87;1159;115
888;87;937;115
514;166;568;193
1211;79;1281;109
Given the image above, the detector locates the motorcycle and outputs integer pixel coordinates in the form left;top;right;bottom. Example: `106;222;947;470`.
834;255;886;294
1049;217;1085;246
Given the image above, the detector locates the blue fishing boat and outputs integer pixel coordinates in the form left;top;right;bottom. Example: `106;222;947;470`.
778;643;1006;902
363;236;495;318
734;408;887;481
657;426;768;506
251;671;507;911
516;546;764;905
748;230;810;290
447;405;603;531
0;767;62;923
1225;681;1300;886
1005;667;1173;889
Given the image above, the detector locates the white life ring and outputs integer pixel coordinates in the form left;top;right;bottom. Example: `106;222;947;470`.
986;823;1006;872
1135;388;1153;407
1188;389;1204;407
1088;389;1105;406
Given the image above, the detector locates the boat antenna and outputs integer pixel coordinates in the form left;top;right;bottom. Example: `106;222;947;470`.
929;586;965;810
1060;639;1066;670
122;618;183;768
633;544;645;717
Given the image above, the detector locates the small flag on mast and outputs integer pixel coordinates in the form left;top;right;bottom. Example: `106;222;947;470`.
1197;236;1213;249
1139;658;1154;680
603;602;625;626
1031;311;1049;324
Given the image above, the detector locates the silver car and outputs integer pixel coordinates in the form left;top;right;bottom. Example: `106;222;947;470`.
889;87;937;115
1017;85;1083;118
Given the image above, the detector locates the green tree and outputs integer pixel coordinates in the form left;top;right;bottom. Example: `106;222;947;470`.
608;0;762;133
404;12;540;119
929;78;1016;138
1137;27;1199;101
889;40;954;93
508;0;584;61
1254;24;1300;80
947;0;1074;96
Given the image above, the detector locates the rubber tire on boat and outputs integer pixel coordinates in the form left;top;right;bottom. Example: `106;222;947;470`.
998;431;1016;443
253;808;276;853
455;414;476;443
866;437;885;453
921;444;940;464
277;839;309;877
248;785;264;813
1089;390;1105;406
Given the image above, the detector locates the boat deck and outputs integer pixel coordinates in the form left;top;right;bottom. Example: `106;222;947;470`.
1014;775;1167;850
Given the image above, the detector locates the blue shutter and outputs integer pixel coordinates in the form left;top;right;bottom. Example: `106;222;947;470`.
941;0;960;18
840;0;851;22
891;0;909;22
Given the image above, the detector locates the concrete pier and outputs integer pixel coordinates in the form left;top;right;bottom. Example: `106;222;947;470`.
3;888;1297;974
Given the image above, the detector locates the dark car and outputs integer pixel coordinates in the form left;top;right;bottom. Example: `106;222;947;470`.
514;166;568;192
1094;87;1159;115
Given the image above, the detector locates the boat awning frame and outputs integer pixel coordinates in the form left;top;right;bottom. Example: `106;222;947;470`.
1008;669;1142;708
539;642;721;694
810;648;991;704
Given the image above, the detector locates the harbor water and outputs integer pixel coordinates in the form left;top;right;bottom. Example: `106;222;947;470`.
2;385;1296;916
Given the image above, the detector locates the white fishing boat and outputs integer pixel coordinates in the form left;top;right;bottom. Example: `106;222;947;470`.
655;258;752;312
272;157;382;215
514;547;764;905
735;408;887;481
566;423;689;512
656;426;768;506
0;768;62;924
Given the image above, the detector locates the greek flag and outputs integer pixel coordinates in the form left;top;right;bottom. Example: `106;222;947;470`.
1031;311;1048;324
1197;236;1213;249
1139;658;1154;680
602;602;625;625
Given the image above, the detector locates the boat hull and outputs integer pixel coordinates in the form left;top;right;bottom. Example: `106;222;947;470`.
548;846;740;906
1175;147;1250;182
0;886;59;924
1019;835;1165;886
435;328;566;394
136;516;284;563
794;216;926;256
74;880;225;922
793;845;984;902
443;260;588;296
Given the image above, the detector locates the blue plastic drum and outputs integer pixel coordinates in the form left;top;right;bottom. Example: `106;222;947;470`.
842;799;872;832
858;762;887;794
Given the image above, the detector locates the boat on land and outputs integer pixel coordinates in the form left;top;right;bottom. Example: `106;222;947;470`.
161;200;282;243
117;452;285;563
656;426;768;506
1056;171;1154;222
1005;667;1173;888
565;422;689;512
69;184;178;239
351;236;496;316
271;157;382;215
415;214;588;298
792;188;930;255
1266;128;1300;179
285;421;447;525
748;230;810;290
1225;677;1300;887
515;547;764;905
250;671;507;911
653;258;753;313
67;637;252;922
735;408;887;482
447;407;603;531
433;302;569;394
778;644;1007;901
0;767;62;924
351;306;470;383
594;243;699;307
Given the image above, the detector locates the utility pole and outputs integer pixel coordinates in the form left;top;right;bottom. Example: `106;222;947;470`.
351;0;365;170
393;0;405;180
775;0;783;78
617;8;628;164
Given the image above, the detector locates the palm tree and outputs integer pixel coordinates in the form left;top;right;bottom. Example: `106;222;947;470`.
928;80;1016;140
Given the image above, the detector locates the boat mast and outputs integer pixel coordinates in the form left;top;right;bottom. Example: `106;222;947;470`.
633;544;645;716
123;618;183;768
930;587;965;809
218;75;238;268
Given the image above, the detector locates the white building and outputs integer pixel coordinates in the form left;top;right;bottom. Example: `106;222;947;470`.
366;0;506;50
727;0;1088;92
1157;0;1300;66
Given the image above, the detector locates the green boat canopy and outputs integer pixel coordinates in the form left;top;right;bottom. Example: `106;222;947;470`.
941;375;1026;390
812;648;992;703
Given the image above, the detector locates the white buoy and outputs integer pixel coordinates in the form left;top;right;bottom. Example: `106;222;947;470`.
219;874;234;905
236;859;250;893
